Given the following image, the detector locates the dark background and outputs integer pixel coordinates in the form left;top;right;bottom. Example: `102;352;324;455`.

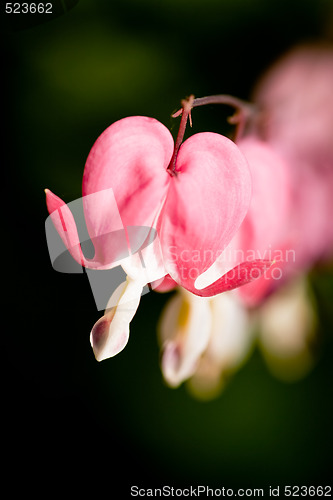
2;0;333;495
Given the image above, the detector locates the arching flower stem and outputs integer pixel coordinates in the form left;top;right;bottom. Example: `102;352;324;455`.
172;94;256;143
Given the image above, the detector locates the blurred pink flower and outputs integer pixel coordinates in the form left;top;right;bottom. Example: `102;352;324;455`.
251;43;333;271
230;43;333;307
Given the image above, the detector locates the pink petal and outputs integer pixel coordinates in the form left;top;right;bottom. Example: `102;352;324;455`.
236;258;287;306
252;44;333;160
46;116;174;269
45;188;129;269
251;44;333;271
81;188;129;266
237;137;290;253
194;259;273;297
151;274;178;293
234;138;291;305
82;116;173;234
159;132;252;294
45;189;85;267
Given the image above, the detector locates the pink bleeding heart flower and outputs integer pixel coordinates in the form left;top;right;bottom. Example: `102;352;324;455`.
232;136;292;306
251;43;333;271
46;96;274;361
46;109;255;293
252;43;333;161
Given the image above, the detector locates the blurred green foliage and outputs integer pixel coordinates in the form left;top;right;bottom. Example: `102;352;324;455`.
3;0;333;494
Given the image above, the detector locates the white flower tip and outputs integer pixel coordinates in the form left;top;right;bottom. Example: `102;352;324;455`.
161;341;198;388
90;310;129;362
90;278;144;362
161;342;182;387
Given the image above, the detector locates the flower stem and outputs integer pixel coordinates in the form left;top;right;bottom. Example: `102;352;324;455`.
167;94;195;176
172;94;256;143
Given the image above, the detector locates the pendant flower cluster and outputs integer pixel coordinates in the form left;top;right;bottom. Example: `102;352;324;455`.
46;42;333;397
46;95;271;361
158;43;333;397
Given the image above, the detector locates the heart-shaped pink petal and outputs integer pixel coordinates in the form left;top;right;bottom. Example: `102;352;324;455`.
159;132;252;294
83;116;173;232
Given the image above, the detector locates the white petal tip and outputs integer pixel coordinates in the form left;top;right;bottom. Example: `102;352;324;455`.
161;341;198;388
90;312;129;362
